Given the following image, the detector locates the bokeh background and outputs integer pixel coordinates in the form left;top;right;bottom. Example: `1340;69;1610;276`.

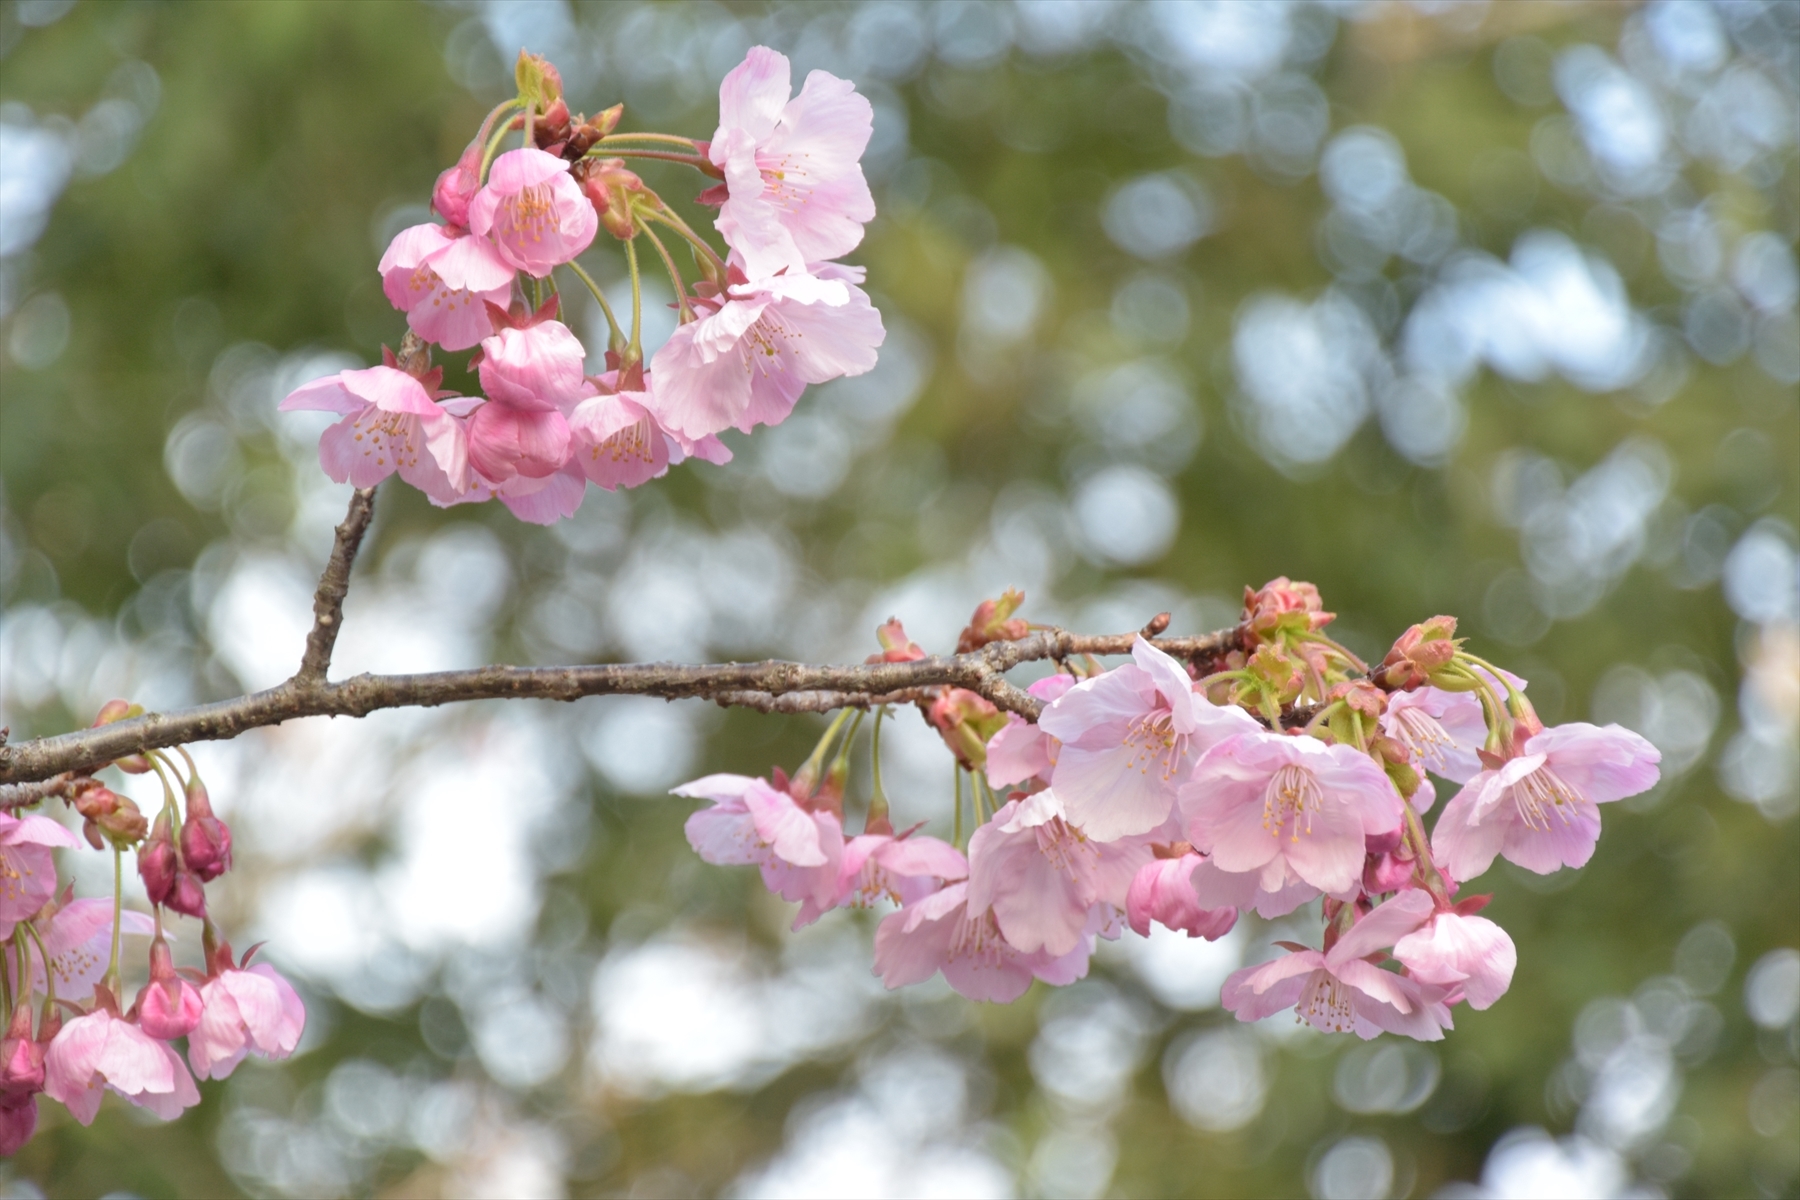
2;0;1797;1196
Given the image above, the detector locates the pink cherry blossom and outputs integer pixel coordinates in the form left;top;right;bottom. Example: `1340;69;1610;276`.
1380;685;1491;791
377;223;515;351
479;319;590;411
1221;889;1453;1040
187;962;307;1081
0;812;79;935
568;379;672;491
967;791;1150;957
1126;850;1237;939
648;262;884;443
1392;908;1517;1010
872;881;1094;1003
985;674;1076;790
1188;855;1322;919
678;774;843;930
468;148;598;277
279;366;469;502
135;939;204;1041
709;46;876;278
454;460;589;525
1431;722;1661;880
17;898;156;1001
44;1009;200;1124
465;401;572;483
1039;638;1263;842
1182;732;1406;899
832;831;968;913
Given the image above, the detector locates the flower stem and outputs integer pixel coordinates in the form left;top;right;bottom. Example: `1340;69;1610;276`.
953;765;964;848
22;917;53;1009
594;132;701;149
479;116;517;185
637;220;693;321
602;149;715;170
645;207;727;278
105;844;123;998
867;707;891;831
1401;801;1452;906
624;236;644;367
566;261;625;350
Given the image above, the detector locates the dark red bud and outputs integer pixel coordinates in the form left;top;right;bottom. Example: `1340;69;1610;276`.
164;870;207;919
137;811;178;906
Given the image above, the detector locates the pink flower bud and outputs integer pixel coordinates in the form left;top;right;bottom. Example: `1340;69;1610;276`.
74;785;147;847
0;1095;35;1157
926;688;1007;772
956;589;1029;653
165;869;207;920
0;1005;44;1099
866;618;925;664
135;939;205;1040
137;809;178;906
1242;576;1334;645
572;156;645;242
432;141;483;230
179;775;232;882
1379;616;1461;690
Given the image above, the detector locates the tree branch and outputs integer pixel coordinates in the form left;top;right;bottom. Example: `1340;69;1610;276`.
296;487;377;684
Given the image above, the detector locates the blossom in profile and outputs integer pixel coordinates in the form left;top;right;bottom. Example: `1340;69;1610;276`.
678;773;844;929
709;45;875;277
648;261;883;443
1379;686;1488;790
1126;848;1237;940
568;374;672;491
1220;889;1453;1040
377;223;514;351
825;831;967;923
872;881;1094;1003
1182;732;1406;899
984;673;1076;791
468;147;598;276
0;812;79;935
1039;638;1261;842
187;955;307;1081
1431;722;1660;880
24;898;156;1001
1392;907;1517;1010
134;939;204;1041
967;791;1150;957
279;366;470;503
44;1008;201;1123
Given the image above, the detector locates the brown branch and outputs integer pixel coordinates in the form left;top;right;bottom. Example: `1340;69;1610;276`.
296;486;377;683
0;774;86;811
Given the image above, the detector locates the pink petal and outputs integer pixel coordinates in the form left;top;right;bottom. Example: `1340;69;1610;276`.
1530;723;1662;803
715;46;791;145
1325;889;1435;967
1430;776;1509;884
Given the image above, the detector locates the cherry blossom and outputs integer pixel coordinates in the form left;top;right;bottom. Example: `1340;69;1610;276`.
1380;685;1488;789
832;831;967;913
679;773;844;929
0;1096;35;1157
468;147;597;276
279;366;469;502
1221;890;1453;1040
709;45;876;277
1392;906;1518;1010
648;262;884;443
134;939;204;1041
377;223;515;351
967;791;1150;956
1182;731;1406;899
1432;722;1661;879
17;898;156;1001
44;1008;201;1123
568;375;673;491
984;674;1076;790
187;958;307;1082
872;881;1094;1003
0;812;79;936
1039;637;1262;842
1126;848;1238;939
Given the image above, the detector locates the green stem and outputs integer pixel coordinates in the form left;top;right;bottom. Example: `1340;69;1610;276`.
105;845;123;998
637;220;694;320
601;149;715;170
644;207;728;277
623;237;644;366
868;707;891;830
566;261;625;350
953;765;964;848
21;918;52;1012
594;132;702;149
796;708;857;794
479;110;520;183
3;931;16;1020
1401;801;1452;906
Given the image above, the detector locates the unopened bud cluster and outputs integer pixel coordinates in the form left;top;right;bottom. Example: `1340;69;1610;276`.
681;583;1662;1036
279;47;882;524
0;703;304;1155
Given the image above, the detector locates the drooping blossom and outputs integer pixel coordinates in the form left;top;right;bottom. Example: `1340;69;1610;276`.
872;881;1095;1004
0;1096;34;1157
468;147;598;276
378;223;515;351
967;791;1150;957
179;774;232;882
134;938;204;1041
1039;637;1262;842
464;317;592;483
568;373;672;491
679;774;844;929
458;460;589;525
985;673;1076;790
648;262;884;443
279;366;469;503
822;831;967;924
0;1005;44;1100
1126;847;1237;940
1182;731;1406;899
44;1008;201;1123
17;897;156;1001
709;45;876;277
1392;906;1517;1010
1220;889;1453;1040
187;955;307;1081
1431;722;1660;880
1188;854;1323;919
0;811;79;936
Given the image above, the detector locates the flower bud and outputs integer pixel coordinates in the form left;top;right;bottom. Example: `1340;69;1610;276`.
572;157;645;241
164;869;207;920
926;688;1007;772
956;588;1029;653
1378;615;1460;690
867;618;926;664
93;699;152;773
432;140;483;229
179;774;233;882
0;1004;44;1099
135;937;204;1040
514;49;563;111
1242;577;1334;644
74;785;147;848
533;97;572;151
137;809;178;906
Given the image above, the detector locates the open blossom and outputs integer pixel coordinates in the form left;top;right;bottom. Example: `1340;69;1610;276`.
44;1009;201;1123
1221;889;1453;1040
16;898;156;1000
967;791;1151;957
279;366;469;503
1040;638;1263;843
378;223;515;351
1183;732;1406;899
187;959;307;1081
1392;907;1517;1010
873;881;1095;1003
1;812;79;936
1432;722;1660;880
1126;848;1238;940
468;147;597;276
679;774;843;929
709;45;876;277
648;262;884;443
568;374;672;491
985;674;1076;790
834;832;967;911
1380;686;1488;789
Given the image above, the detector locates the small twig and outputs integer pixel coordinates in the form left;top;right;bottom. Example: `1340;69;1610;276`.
295;487;378;684
0;774;85;811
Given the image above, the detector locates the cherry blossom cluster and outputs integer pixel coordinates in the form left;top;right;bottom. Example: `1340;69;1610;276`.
681;582;1663;1038
1;702;303;1154
279;48;883;524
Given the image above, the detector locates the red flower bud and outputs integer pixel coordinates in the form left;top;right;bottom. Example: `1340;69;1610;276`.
137;809;178;906
1242;577;1334;645
179;774;232;882
164;869;207;920
432;140;483;229
572;157;645;241
867;618;926;663
956;588;1029;653
74;785;147;847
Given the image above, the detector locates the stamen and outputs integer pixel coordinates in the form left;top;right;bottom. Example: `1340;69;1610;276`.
1298;969;1356;1033
1509;764;1581;830
1262;763;1323;842
1121;707;1184;781
1393;707;1455;772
